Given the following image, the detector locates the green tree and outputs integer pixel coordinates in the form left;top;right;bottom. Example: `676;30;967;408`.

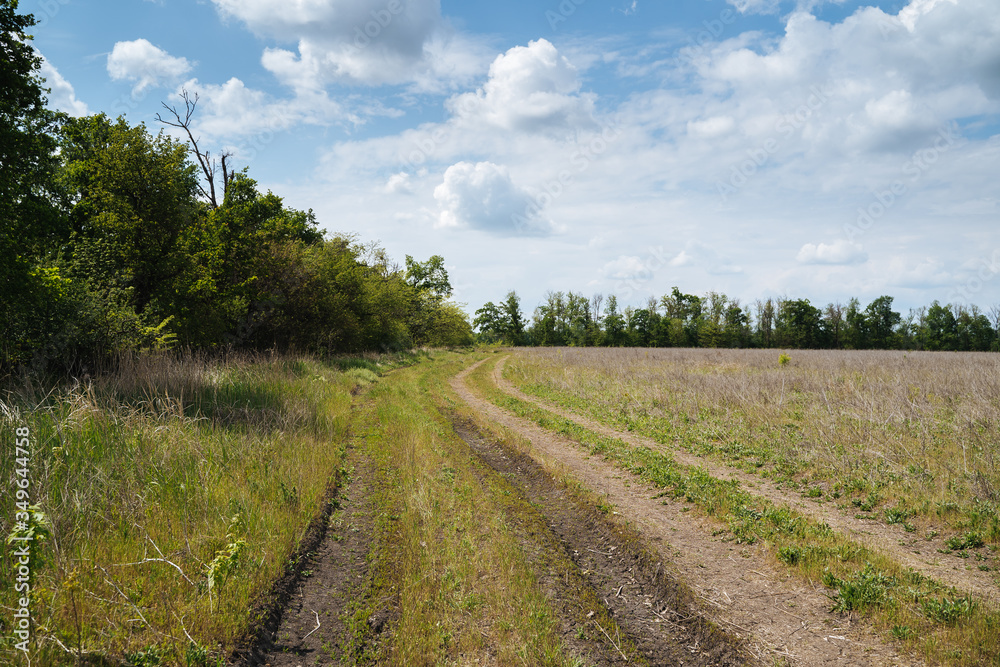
776;298;824;348
60;114;201;317
864;295;901;349
0;0;67;366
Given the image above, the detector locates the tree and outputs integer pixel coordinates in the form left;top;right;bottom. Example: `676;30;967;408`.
156;90;234;209
502;291;525;345
920;301;957;351
405;254;451;298
60;114;201;317
0;0;66;366
602;295;627;346
864;295;901;349
776;298;823;348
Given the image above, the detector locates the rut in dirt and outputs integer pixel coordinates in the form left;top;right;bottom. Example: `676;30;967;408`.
244;449;387;667
450;417;750;667
491;356;1000;607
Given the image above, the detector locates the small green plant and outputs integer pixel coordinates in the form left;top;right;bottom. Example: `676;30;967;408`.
204;514;247;608
944;531;984;551
891;625;915;640
777;545;802;565
884;505;913;525
185;641;211;667
778;353;791;367
127;645;165;667
923;596;975;625
823;563;896;612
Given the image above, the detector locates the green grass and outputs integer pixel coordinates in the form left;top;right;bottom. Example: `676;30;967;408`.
0;352;389;665
351;350;603;665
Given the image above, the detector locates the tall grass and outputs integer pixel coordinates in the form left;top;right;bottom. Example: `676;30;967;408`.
0;352;367;665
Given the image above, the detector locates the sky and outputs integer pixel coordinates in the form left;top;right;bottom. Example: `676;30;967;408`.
29;0;1000;319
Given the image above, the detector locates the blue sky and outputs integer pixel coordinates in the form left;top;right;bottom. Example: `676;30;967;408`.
30;0;1000;319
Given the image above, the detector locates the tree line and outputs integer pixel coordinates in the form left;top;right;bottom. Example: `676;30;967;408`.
1;1;472;374
475;288;1000;352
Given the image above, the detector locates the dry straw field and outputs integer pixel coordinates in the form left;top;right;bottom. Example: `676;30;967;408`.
506;347;1000;540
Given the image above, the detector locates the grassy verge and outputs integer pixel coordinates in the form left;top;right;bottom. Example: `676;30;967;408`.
469;354;1000;666
354;349;608;665
0;351;411;666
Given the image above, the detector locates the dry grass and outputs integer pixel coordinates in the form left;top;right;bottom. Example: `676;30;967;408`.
505;347;1000;541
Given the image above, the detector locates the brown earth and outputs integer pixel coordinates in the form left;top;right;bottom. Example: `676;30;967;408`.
452;357;923;666
491;356;1000;608
451;417;748;666
253;448;382;667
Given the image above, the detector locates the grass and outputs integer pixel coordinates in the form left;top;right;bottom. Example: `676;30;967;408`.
469;351;1000;666
0;350;412;666
348;350;602;665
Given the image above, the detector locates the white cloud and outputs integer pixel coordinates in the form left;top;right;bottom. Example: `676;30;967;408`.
600;256;650;281
796;240;868;265
210;0;487;89
726;0;781;15
170;77;355;147
669;241;743;275
447;39;596;136
107;39;192;93
37;55;88;116
384;172;413;194
433;161;554;236
687;115;735;138
888;257;953;288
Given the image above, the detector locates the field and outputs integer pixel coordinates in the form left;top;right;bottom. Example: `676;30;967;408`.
2;347;999;666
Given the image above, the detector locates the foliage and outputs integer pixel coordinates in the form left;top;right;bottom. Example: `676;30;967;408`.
475;286;998;352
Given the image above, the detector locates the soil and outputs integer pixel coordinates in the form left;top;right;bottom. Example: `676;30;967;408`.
491;357;1000;607
246;447;381;667
451;417;749;666
452;357;923;666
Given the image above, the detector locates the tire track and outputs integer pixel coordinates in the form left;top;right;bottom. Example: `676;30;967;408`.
453;357;920;666
493;356;1000;607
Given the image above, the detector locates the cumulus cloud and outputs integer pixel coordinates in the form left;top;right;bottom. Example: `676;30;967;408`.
384;172;413;194
888;257;953;288
691;0;1000;158
38;55;88;116
166;77;354;149
210;0;486;89
433;161;554;236
447;39;596;135
600;256;651;281
107;39;192;93
796;240;868;265
669;241;742;275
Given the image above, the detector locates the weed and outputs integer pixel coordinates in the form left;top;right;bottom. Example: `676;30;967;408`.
944;532;985;551
823;562;897;613
923;596;976;625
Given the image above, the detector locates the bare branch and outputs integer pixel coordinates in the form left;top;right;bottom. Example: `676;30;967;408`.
156;90;222;208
